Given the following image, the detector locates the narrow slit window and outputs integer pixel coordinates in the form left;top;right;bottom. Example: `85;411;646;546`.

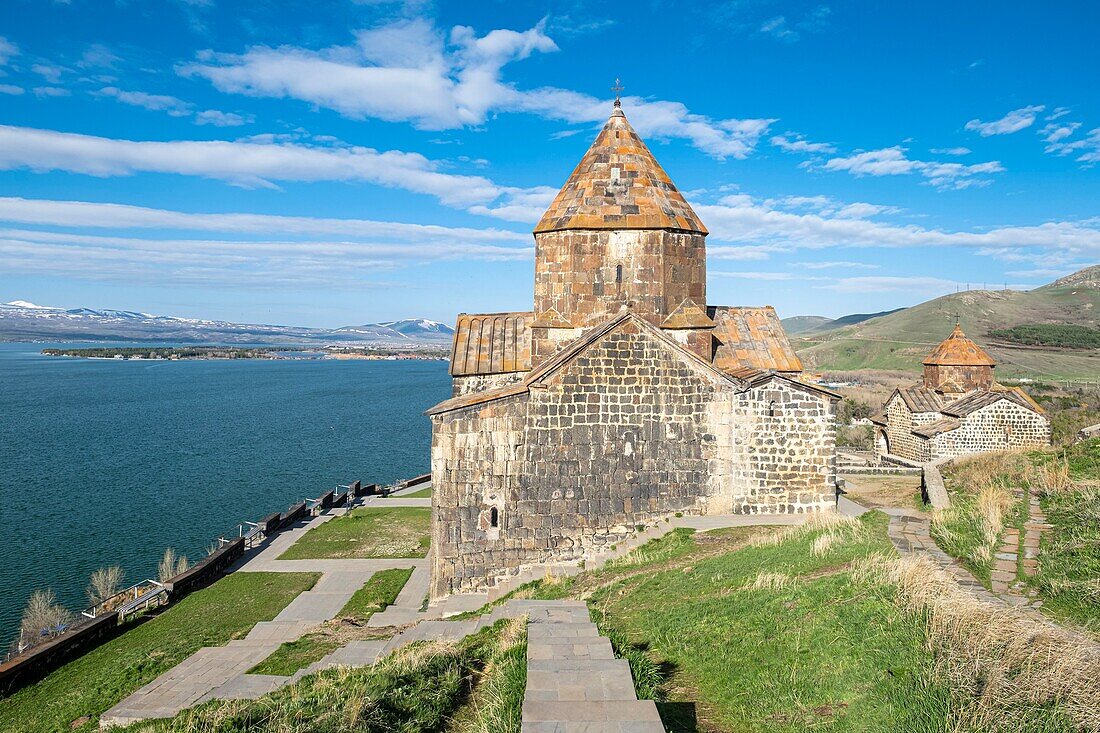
767;400;778;418
615;264;623;284
490;507;499;528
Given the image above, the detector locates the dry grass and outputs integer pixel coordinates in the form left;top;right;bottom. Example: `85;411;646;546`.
853;552;1100;732
948;451;1032;491
87;566;124;607
975;483;1015;564
17;589;72;652
1032;459;1075;496
811;532;842;557
744;571;793;591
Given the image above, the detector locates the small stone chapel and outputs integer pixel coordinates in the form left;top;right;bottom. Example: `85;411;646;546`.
426;100;840;600
872;323;1050;463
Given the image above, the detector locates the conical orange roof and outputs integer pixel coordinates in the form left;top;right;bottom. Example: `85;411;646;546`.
534;106;707;235
923;324;996;366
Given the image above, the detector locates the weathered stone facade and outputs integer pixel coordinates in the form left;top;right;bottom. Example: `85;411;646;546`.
428;103;839;600
873;325;1050;463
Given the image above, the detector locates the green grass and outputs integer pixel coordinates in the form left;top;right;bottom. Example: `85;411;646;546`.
118;618;526;733
989;323;1100;349
1029;440;1100;632
575;513;962;732
278;506;431;560
400;486;432;498
929;488;997;584
0;572;318;733
249;567;414;676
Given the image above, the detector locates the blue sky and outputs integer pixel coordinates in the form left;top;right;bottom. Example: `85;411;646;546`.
0;0;1097;328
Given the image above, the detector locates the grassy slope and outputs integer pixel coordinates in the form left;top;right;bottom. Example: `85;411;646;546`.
250;567;414;676
522;517;956;732
118;619;526;733
400;486;432;498
1030;440;1100;632
279;506;431;560
794;275;1100;378
935;441;1100;634
0;572;317;733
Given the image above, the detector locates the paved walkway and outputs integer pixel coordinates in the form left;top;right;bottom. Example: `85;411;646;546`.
100;504;427;727
521;600;664;732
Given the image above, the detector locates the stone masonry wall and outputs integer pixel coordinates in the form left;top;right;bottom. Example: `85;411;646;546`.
430;322;838;599
720;380;837;514
534;229;706;329
881;395;937;462
929;400;1051;459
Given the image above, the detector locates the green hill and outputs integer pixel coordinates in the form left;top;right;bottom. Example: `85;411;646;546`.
794;265;1100;379
780;315;834;335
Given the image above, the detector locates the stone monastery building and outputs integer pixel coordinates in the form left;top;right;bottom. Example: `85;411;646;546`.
872;324;1050;464
426;101;840;600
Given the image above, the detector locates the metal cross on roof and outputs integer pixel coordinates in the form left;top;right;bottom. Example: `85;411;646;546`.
611;78;624;107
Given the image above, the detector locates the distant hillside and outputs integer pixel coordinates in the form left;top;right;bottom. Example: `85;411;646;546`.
781;309;902;336
0;301;454;345
794;266;1100;379
780;316;834;335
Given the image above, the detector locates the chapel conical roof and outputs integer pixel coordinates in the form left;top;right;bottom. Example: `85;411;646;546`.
922;324;996;367
534;106;707;235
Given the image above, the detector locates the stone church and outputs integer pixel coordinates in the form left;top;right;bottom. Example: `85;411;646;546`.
872;324;1050;463
426;101;839;600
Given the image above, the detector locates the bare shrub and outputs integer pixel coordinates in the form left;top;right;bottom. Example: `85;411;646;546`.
158;548;190;583
745;572;792;591
87;566;124;607
812;532;842;557
853;552;1100;731
18;589;72;651
976;482;1014;555
1031;459;1073;496
948;451;1031;491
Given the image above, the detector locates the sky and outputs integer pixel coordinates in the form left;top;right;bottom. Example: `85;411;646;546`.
0;0;1097;328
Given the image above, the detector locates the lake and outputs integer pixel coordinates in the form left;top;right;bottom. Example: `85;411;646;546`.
0;343;452;644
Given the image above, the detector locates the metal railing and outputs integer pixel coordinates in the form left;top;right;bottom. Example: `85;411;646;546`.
80;579;166;620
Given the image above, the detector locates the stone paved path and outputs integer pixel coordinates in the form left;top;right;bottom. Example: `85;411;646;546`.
521;601;664;732
100;503;427;727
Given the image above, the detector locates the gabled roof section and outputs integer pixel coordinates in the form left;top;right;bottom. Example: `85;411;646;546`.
661;298;715;329
534;107;707;235
431;310;836;416
912;417;961;438
895;385;945;413
709;306;803;374
449;312;533;377
940;387;1045;417
923;324;996;367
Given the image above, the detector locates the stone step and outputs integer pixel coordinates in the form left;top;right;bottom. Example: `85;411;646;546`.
525;668;638;702
521;700;663;728
527;640;615;661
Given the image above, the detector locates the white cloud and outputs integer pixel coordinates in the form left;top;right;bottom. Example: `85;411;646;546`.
759;16;798;42
695;193;1100;262
711;270;808;281
33;86;70;98
1045;107;1071;122
97;87;193;116
32;64;65;83
794;260;879;270
964;105;1044;136
194;109;251;126
0;36;18;66
181;18;775;159
0;199;532;287
770;133;836;154
468;185;557;223
77;43;120;69
821;276;962;294
0;197;528;243
929;147;970;155
0;84;23;95
821;146;1004;189
0;125;511;206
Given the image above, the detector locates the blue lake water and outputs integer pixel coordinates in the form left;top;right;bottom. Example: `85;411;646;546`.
0;343;451;644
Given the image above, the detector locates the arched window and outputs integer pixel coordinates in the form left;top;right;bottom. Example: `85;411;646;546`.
489;507;499;528
615;264;623;284
767;400;778;418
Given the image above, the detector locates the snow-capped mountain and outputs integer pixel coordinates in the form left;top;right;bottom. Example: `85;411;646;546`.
335;318;454;340
0;301;455;345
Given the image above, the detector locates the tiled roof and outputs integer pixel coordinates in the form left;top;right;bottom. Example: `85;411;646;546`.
709;306;803;374
923;324;996;367
941;387;1044;417
449;312;533;377
912;418;961;438
661;298;715;329
869;411;888;426
896;386;945;413
533;106;707;235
